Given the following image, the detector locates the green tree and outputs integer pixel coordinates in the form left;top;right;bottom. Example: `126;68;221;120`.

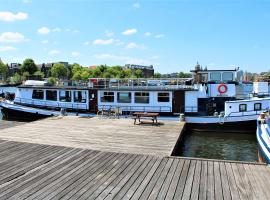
20;58;38;75
0;61;8;81
153;72;161;78
47;77;56;85
134;69;143;78
72;71;82;81
81;69;90;81
10;73;22;84
50;63;68;79
34;70;45;79
71;63;81;76
22;71;30;81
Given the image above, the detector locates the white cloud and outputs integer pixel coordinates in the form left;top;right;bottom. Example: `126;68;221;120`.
150;55;159;59
105;30;114;37
73;29;79;33
93;38;115;45
41;40;49;44
84;41;90;45
125;42;138;49
122;28;137;36
48;50;60;55
144;32;151;36
52;28;61;32
133;3;140;8
38;27;50;34
0;11;28;22
0;32;25;43
65;28;71;32
0;46;17;52
71;51;81;57
155;34;165;38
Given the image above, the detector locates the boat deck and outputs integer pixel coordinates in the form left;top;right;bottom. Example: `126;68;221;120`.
0;139;269;199
0;116;184;156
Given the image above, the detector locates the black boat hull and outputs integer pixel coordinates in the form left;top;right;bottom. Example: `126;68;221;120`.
186;120;257;134
0;106;50;121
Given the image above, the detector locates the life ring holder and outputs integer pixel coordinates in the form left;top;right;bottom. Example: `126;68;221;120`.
218;84;228;94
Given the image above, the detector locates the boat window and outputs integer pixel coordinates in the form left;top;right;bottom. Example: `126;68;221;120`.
74;91;87;103
222;72;234;81
254;103;262;111
32;90;44;100
158;93;170;102
210;72;221;82
135;92;149;104
101;92;114;102
46;90;57;101
59;90;71;102
239;104;247;112
117;92;131;103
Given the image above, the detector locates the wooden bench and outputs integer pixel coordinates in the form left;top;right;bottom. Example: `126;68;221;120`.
133;112;159;125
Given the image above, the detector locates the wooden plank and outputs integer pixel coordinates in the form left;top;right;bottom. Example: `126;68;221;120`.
181;160;196;200
60;153;132;200
198;161;207;200
165;159;185;200
17;150;103;199
0;148;83;198
137;158;169;200
237;164;255;199
219;162;232;200
190;160;202;200
156;159;179;200
172;159;191;200
95;155;150;200
248;164;270;200
224;162;240;200
121;158;163;199
101;156;152;200
207;161;215;200
77;154;138;200
242;164;266;200
230;163;249;200
4;149;92;199
45;152;123;200
29;151;112;200
147;158;174;200
213;162;223;200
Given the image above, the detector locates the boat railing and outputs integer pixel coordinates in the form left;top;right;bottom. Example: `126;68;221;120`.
98;104;172;113
226;109;265;117
14;97;88;110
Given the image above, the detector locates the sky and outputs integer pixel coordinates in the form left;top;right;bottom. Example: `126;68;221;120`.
0;0;270;73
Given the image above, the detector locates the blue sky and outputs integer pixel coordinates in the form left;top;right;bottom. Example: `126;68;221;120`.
0;0;270;73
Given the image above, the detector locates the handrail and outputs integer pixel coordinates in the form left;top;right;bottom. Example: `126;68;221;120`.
98;104;172;112
14;97;88;110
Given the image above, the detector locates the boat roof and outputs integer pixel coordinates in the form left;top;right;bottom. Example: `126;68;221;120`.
226;97;270;103
17;85;197;91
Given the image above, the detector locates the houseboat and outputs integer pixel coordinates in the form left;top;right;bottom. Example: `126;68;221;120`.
256;113;270;163
0;66;269;133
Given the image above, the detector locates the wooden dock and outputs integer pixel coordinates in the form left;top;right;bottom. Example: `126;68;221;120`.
0;139;269;200
0;116;184;156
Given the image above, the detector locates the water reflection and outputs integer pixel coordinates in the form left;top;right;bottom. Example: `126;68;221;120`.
177;131;258;162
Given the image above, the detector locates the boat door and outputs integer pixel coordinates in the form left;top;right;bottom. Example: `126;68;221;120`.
88;89;98;113
172;91;185;114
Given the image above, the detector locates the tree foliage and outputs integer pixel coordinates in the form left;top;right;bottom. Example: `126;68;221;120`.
50;63;68;79
10;73;22;84
0;61;8;80
21;58;38;75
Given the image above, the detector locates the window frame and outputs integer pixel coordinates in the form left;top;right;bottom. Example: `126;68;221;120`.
73;90;87;103
32;89;44;100
101;91;114;103
222;72;234;82
46;90;58;101
134;92;150;104
157;92;170;102
210;72;221;82
117;92;132;103
239;104;247;112
254;103;262;111
59;90;71;102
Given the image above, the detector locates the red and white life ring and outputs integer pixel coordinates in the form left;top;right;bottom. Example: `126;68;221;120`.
217;84;228;94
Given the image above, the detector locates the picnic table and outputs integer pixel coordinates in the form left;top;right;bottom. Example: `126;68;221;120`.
133;112;159;125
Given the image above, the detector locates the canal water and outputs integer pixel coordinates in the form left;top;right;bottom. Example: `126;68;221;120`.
177;130;258;162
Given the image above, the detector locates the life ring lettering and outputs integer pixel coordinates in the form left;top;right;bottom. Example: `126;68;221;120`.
218;84;228;94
